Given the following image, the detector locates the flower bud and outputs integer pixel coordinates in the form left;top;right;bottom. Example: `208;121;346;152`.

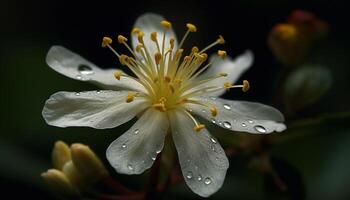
41;169;78;197
70;143;108;183
52;141;71;170
62;161;85;188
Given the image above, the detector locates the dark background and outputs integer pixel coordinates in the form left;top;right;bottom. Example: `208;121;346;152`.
1;0;349;199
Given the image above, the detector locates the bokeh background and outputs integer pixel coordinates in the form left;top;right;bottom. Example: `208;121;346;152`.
1;0;349;199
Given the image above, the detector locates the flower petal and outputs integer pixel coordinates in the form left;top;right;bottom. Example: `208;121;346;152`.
187;97;286;134
106;108;168;174
42;90;148;129
131;13;178;56
169;109;229;197
46;46;145;92
194;50;254;97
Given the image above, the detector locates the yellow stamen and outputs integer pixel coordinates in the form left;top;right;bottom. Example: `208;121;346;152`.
164;76;171;82
126;92;137;103
169;84;175;93
131;27;141;35
150;32;157;42
218;50;227;58
117;35;128;44
224;82;232;90
155;52;162;65
217;35;225;44
192;46;199;53
210;106;217;117
219;72;228;77
170;38;175;49
242;80;250;92
194;124;205;132
136;44;143;52
186;23;197;32
101;37;112;47
160;20;172;29
119;54;128;66
153;102;166;112
137;31;145;44
114;70;122;80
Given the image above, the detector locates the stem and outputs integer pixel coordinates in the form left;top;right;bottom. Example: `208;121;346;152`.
144;153;162;200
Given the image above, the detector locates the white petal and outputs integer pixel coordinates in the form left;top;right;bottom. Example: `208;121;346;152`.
46;46;146;92
131;13;178;56
42;90;148;129
194;50;254;97
187;97;286;134
169;109;229;197
106;109;168;174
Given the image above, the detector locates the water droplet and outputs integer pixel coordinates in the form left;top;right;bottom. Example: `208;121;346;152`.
156;149;161;154
197;175;202;181
210;145;215;151
186;171;193;179
254;125;267;133
204;177;212;185
96;90;101;94
127;164;133;170
134;129;139;135
76;75;82;80
211;118;217;124
201;109;207;113
210;97;216;100
223;121;232;129
75;92;80;96
223;104;231;110
151;156;156;161
189;109;193;112
78;65;94;75
248;119;254;124
242;123;247;127
210;137;217;144
121;143;126;148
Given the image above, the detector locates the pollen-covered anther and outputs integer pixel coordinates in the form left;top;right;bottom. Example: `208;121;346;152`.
210;106;217;117
150;32;157;42
113;70;122;80
154;52;162;65
131;27;141;35
192;46;199;53
170;38;175;49
219;72;228;77
175;79;183;84
194;124;205;132
160;20;172;29
217;35;225;44
117;35;128;44
186;23;197;32
242;80;250;92
136;44;143;52
218;50;227;58
164;76;171;83
125;92;137;103
224;82;232;90
184;56;191;62
101;37;112;47
119;54;128;66
137;31;145;43
153;102;167;112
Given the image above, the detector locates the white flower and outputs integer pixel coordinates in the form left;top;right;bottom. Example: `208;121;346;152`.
42;13;286;197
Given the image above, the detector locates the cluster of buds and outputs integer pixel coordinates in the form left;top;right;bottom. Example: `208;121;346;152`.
41;141;109;198
268;10;329;65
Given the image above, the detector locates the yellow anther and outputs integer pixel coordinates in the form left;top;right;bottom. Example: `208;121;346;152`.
101;37;112;47
137;31;145;43
150;32;157;42
126;57;134;65
219;72;228;77
194;124;205;132
164;76;171;83
117;35;128;44
136;44;143;52
154;52;162;65
224;82;232;90
242;80;250;92
113;70;122;80
160;20;172;29
126;92;137;103
169;84;175;93
170;38;175;49
201;53;208;61
175;79;183;84
192;46;199;53
153;102;167;112
184;56;191;62
131;27;141;35
217;35;225;44
210;106;217;117
186;23;197;32
175;49;184;60
218;50;227;58
119;54;128;66
194;53;207;61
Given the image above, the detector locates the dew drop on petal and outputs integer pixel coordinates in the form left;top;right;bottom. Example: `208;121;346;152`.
197;175;202;181
201;109;207;113
204;177;212;185
96;90;101;94
211;118;217;124
127;164;133;170
76;75;82;80
134;129;139;135
242;123;247;127
210;145;215;151
121;143;127;148
223;121;232;129
254;125;267;133
223;104;231;110
75;92;80;96
156;149;161;154
151;156;156;161
186;171;193;179
248;119;254;124
210;137;217;144
210;97;216;100
78;65;94;75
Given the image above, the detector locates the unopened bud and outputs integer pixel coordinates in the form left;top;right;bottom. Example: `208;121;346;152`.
52;141;71;170
41;169;78;197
